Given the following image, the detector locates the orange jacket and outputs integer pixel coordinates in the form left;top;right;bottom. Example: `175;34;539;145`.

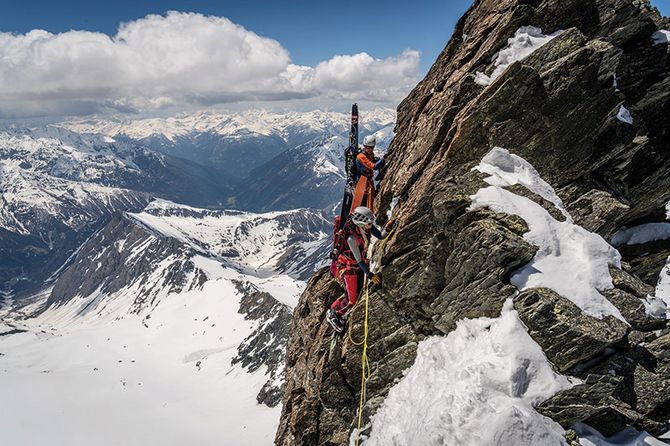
356;152;383;178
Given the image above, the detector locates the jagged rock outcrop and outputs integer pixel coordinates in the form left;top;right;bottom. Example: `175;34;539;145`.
46;212;207;312
233;280;293;407
277;0;670;444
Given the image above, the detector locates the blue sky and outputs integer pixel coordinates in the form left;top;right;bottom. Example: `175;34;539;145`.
0;0;668;119
0;0;473;73
2;0;668;72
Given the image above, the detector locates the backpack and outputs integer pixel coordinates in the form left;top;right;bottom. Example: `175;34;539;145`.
329;216;354;277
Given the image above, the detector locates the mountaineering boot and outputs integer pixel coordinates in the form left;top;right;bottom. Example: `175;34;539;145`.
326;308;345;333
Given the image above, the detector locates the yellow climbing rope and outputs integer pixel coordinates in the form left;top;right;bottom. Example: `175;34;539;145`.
348;221;397;446
349;282;371;446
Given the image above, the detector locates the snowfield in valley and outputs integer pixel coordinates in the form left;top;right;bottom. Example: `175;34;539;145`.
0;270;291;446
0;198;324;446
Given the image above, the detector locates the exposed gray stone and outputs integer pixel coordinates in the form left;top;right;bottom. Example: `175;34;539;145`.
514;288;630;372
609;265;656;299
232;281;293;407
602;287;665;332
569;189;630;236
538;374;638;437
431;213;536;333
618;240;670;287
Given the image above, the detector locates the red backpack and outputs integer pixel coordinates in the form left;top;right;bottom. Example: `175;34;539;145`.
329;216;353;277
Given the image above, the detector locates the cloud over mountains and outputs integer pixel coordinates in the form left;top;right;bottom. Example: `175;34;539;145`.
0;12;420;118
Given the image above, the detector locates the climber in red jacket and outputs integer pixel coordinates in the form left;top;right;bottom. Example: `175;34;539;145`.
326;206;394;333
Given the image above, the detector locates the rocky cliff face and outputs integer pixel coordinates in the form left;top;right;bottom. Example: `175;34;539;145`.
276;0;670;444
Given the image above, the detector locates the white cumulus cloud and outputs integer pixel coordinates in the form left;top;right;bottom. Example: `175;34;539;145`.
0;12;420;118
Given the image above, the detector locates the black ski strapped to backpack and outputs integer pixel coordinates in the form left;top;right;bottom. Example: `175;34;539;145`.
339;103;359;227
344;103;359;190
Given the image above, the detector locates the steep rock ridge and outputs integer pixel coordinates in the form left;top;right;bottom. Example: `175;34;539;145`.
276;0;670;444
233;280;293;407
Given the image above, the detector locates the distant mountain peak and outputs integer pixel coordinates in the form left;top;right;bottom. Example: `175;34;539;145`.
55;108;396;142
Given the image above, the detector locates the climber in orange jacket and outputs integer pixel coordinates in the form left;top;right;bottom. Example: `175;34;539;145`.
351;135;385;212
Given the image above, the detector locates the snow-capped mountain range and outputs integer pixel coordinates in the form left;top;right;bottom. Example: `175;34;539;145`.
57;108;396;142
0;108;385;445
55;109;396;183
0;108;395;300
233;123;394;212
0;127;231;298
47;198;331;308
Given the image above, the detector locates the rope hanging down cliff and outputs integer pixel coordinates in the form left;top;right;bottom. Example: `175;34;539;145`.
349;282;371;446
348;221;398;446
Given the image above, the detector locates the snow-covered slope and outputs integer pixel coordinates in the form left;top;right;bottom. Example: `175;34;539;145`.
0;261;291;446
0;198;332;445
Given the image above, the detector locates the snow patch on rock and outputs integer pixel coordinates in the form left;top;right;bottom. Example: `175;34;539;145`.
475;147;570;220
655;260;670;316
470;147;625;322
616;105;634;125
575;422;668;446
360;300;574;446
611;223;670;246
651;30;670;45
474;26;562;86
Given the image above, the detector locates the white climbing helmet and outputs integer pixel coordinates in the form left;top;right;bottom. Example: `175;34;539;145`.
363;135;376;148
351;206;375;227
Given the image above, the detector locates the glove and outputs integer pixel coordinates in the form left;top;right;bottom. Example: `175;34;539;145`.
357;261;371;276
370;273;382;286
384;218;397;233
